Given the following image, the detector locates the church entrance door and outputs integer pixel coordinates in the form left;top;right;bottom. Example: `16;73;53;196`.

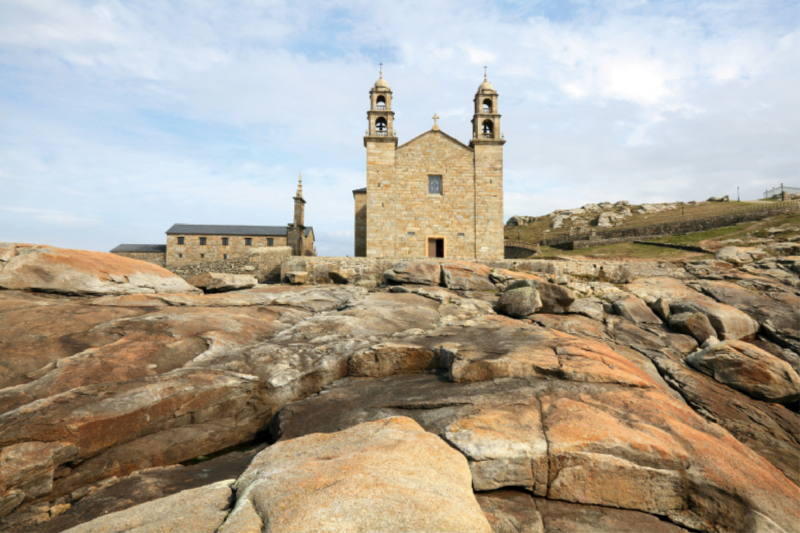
427;238;444;258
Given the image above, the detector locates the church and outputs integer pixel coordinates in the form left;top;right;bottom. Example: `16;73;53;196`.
353;71;505;260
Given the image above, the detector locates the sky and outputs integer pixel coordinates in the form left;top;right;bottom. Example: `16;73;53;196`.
1;0;798;257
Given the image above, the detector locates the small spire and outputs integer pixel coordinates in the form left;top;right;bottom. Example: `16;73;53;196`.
296;173;303;198
484;65;488;80
432;114;440;131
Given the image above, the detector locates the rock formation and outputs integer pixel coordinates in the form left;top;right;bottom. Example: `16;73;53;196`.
1;244;798;533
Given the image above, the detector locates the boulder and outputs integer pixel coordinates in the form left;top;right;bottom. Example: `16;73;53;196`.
568;297;605;321
327;269;350;284
186;272;257;293
506;279;575;314
686;340;800;404
347;343;438;377
489;268;545;287
0;245;200;295
225;417;492;533
61;479;233;533
384;260;441;285
476;491;544;533
496;287;542;318
668;312;717;344
612;295;662;325
442;261;497;291
286;271;308;284
715;246;768;265
707;195;730;202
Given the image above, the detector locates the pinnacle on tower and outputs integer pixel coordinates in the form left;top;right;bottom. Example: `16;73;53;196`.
296;173;303;198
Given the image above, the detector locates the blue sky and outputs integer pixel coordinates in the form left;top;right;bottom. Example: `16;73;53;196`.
1;0;798;256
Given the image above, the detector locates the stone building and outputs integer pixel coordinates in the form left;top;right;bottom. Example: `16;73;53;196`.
354;72;505;260
112;176;314;267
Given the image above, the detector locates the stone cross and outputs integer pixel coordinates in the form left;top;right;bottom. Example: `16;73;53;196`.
432;114;440;131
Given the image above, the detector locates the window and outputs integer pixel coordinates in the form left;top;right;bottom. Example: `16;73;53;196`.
428;175;442;195
375;117;387;135
179;253;183;258
407;232;415;236
245;238;252;246
199;237;207;246
427;238;444;258
376;95;386;110
458;233;465;237
222;237;229;246
200;254;204;258
177;236;184;245
482;120;493;138
223;254;227;260
482;99;492;113
267;238;274;246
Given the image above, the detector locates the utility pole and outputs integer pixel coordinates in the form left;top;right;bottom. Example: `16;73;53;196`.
737;186;740;202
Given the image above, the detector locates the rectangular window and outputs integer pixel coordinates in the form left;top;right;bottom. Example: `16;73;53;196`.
457;233;465;237
223;254;227;260
428;175;442;195
200;253;204;258
177;236;184;245
267;238;274;246
222;237;229;246
178;253;182;258
199;237;207;246
407;232;415;236
245;238;252;246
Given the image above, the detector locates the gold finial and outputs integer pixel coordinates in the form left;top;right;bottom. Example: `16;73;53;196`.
432;114;440;131
296;173;303;197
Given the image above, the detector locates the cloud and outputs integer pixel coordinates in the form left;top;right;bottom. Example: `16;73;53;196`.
0;0;797;255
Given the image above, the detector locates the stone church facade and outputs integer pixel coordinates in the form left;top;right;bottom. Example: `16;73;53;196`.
354;73;505;260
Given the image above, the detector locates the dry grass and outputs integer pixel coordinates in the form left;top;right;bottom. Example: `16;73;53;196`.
504;201;764;244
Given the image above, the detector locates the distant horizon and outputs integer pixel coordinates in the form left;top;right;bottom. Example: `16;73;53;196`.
2;0;798;256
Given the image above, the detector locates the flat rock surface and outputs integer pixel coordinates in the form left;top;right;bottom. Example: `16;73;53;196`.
0;244;199;295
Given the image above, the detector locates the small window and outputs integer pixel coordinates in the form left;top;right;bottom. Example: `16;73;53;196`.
179;253;183;258
458;233;465;237
199;237;207;246
428;175;442;195
223;254;227;260
427;238;444;258
408;232;415;236
267;238;274;246
245;238;252;246
222;237;229;246
200;253;204;258
177;236;184;245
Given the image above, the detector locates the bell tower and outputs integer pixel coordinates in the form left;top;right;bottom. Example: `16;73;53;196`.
364;68;396;142
470;69;501;142
470;69;505;260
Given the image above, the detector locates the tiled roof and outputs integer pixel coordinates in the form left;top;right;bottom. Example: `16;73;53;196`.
110;244;167;253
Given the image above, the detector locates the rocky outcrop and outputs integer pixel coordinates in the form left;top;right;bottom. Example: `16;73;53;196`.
62;479;233;533
686;340;800;404
0;245;199;295
384;260;441;285
1;249;799;533
715;246;768;265
225;417;492;533
495;286;542;318
186;272;257;292
442;261;497;291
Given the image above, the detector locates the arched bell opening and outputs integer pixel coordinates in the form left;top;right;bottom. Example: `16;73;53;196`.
482;99;492;113
376;95;386;110
375;117;388;136
481;119;494;138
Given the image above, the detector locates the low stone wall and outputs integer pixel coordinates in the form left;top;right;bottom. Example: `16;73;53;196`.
544;202;799;248
504;240;540;259
169;248;292;283
632;241;710;253
112;252;166;267
280;256;689;286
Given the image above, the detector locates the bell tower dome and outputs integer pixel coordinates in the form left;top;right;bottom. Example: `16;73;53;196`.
470;70;503;146
364;69;397;146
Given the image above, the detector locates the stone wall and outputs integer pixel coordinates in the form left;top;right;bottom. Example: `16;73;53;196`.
544;202;799;248
169;247;292;283
364;130;504;261
112;252;166;267
281;255;688;286
166;234;288;267
504;241;539;259
354;191;367;257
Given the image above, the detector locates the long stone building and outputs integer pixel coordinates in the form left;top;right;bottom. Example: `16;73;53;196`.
353;72;505;260
112;176;314;267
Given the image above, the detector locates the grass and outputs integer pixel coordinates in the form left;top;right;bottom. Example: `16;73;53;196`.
505;200;767;244
531;212;799;261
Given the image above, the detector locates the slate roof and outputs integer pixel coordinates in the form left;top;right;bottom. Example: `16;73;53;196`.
110;244;167;253
166;224;312;237
352;187;367;194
